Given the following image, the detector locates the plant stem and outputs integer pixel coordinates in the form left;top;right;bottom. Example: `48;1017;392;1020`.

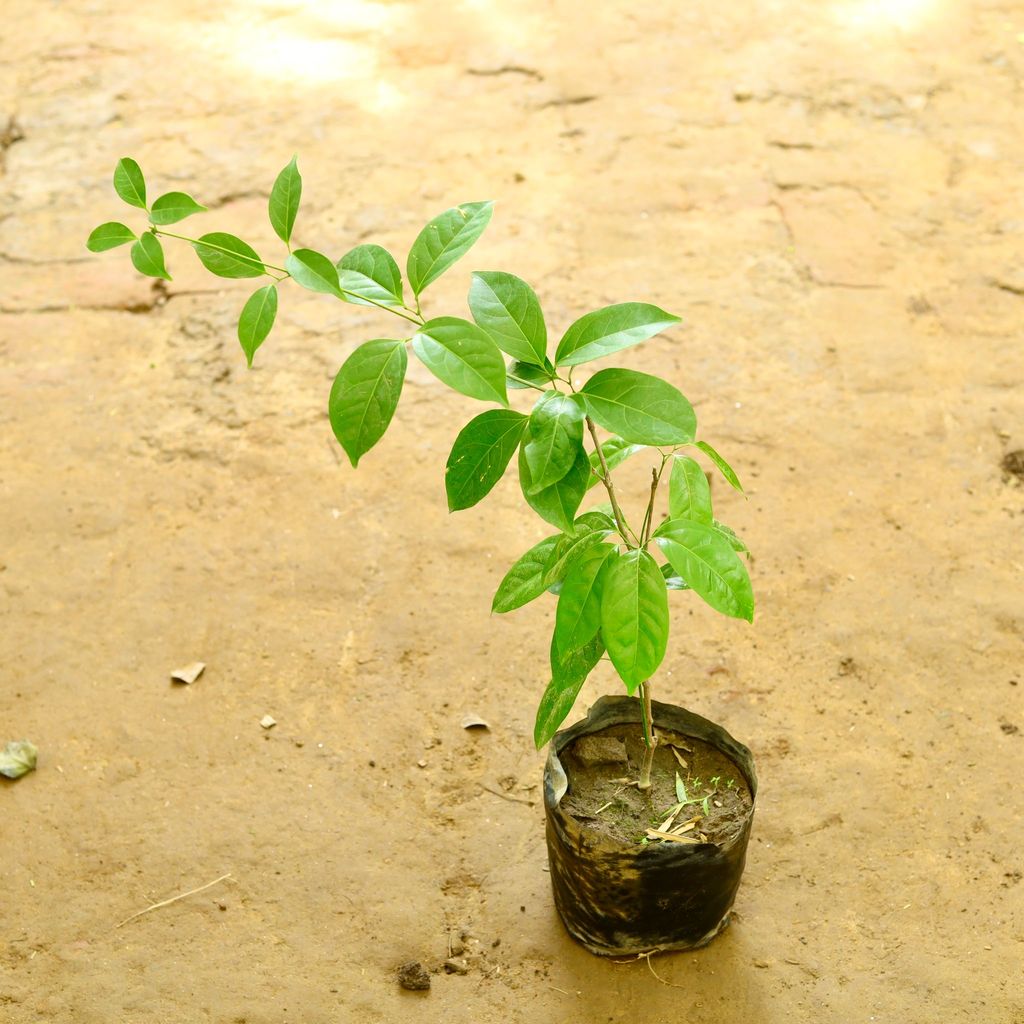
152;228;425;326
638;680;658;791
584;415;639;546
640;453;669;546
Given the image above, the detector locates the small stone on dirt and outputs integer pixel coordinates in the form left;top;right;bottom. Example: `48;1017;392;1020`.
1001;449;1024;482
260;715;276;730
461;713;489;730
443;958;469;975
574;735;627;767
170;661;205;684
397;960;431;990
449;935;465;956
0;739;37;779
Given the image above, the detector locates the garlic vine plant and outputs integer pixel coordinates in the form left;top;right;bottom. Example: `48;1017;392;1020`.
88;157;754;790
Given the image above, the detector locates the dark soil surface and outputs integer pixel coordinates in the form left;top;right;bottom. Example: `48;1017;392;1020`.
560;724;754;846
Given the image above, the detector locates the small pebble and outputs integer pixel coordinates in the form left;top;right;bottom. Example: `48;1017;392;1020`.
260;715;276;730
397;960;431;991
443;958;469;975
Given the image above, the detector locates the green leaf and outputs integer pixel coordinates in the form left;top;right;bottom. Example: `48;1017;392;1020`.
86;222;136;252
694;440;744;492
507;360;555;390
149;191;206;226
130;232;171;280
328;340;407;467
468;271;547;365
586;436;646;491
445;409;527;511
411;317;508;406
113;157;146;209
654;518;754;621
669;455;713;523
492;534;561;613
555;302;680;366
523;391;585;493
337;244;405;309
660;563;691;591
192;232;265;279
555;543;617;656
286;248;343;296
574;509;618;534
406;201;493;296
712;519;748;553
269;156;302;244
0;739;38;780
581;368;696;446
237;285;278;367
518;443;590;533
534;633;604;749
600;548;669;693
541;516;616;588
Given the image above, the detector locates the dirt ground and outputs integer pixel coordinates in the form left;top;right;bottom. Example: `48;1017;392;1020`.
2;1;1023;1021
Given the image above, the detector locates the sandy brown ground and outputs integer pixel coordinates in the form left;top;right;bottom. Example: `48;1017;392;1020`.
2;1;1023;1021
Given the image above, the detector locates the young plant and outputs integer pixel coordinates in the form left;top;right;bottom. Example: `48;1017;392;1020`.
88;157;754;790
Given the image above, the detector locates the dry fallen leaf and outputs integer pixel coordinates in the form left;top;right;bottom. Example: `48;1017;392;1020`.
260;715;276;729
0;739;38;779
461;713;490;730
171;661;205;685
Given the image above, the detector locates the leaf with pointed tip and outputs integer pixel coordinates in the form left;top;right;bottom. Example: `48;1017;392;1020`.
150;191;206;226
586;436;646;490
555;302;680;366
555;543;616;656
581;368;696;446
445;409;527;511
337;244;405;309
130;232;171;280
492;534;561;613
523;391;585;493
694;440;744;492
534;633;604;749
600;548;669;693
654;518;754;621
407;201;493;296
712;519;748;553
411;317;508;405
269;156;302;244
286;248;343;296
113;157;146;209
669;455;713;523
328;339;407;467
541;517;615;588
193;232;265;278
237;285;278;367
507;360;555;390
518;443;590;533
468;271;547;365
86;222;136;252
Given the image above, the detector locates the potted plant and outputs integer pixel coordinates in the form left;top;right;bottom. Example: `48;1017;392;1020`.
87;157;757;956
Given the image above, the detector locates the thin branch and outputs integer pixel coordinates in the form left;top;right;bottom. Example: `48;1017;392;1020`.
585;415;639;546
115;873;232;929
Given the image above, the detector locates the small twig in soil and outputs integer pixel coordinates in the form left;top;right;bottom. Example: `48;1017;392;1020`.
595;800;615;815
115;873;231;928
477;782;534;805
670;747;688;769
645;829;700;844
